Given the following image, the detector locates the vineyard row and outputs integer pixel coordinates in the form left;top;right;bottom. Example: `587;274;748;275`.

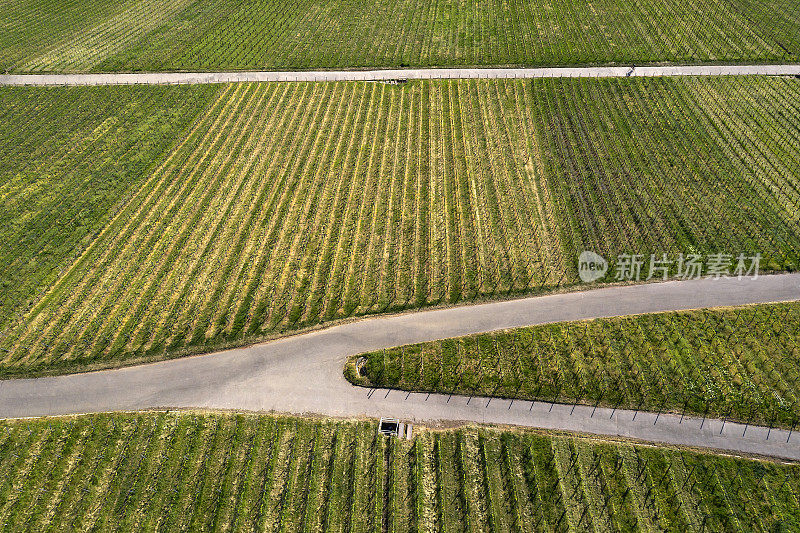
2;76;799;376
0;412;797;531
350;302;800;428
0;84;218;333
2;0;799;72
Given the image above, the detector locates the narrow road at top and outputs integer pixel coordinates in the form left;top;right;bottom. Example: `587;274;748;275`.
1;64;799;86
2;274;800;458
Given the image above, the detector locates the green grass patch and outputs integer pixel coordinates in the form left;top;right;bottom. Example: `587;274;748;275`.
1;0;799;72
0;411;797;530
348;302;800;427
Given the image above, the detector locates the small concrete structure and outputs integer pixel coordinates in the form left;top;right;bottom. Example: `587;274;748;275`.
378;418;414;439
378;417;401;437
355;356;367;377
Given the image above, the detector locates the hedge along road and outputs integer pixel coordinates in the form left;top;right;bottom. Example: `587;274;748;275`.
2;274;800;459
2;64;800;86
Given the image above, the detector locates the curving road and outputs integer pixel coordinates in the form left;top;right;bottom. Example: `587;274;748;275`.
2;274;800;459
1;64;799;86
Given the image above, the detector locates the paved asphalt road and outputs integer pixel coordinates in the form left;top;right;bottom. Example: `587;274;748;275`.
2;274;800;459
1;64;799;86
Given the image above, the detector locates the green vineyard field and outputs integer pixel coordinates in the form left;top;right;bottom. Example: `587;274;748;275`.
1;76;799;376
348;302;800;428
0;85;218;332
0;411;797;531
1;0;799;72
531;76;800;278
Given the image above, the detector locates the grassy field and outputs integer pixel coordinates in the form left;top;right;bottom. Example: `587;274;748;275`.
0;411;797;531
348;302;800;428
1;76;799;376
0;85;218;333
1;0;799;72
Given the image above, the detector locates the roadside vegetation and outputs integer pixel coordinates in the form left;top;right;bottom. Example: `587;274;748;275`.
0;411;797;531
1;0;799;72
348;302;800;428
0;85;218;333
1;76;799;377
